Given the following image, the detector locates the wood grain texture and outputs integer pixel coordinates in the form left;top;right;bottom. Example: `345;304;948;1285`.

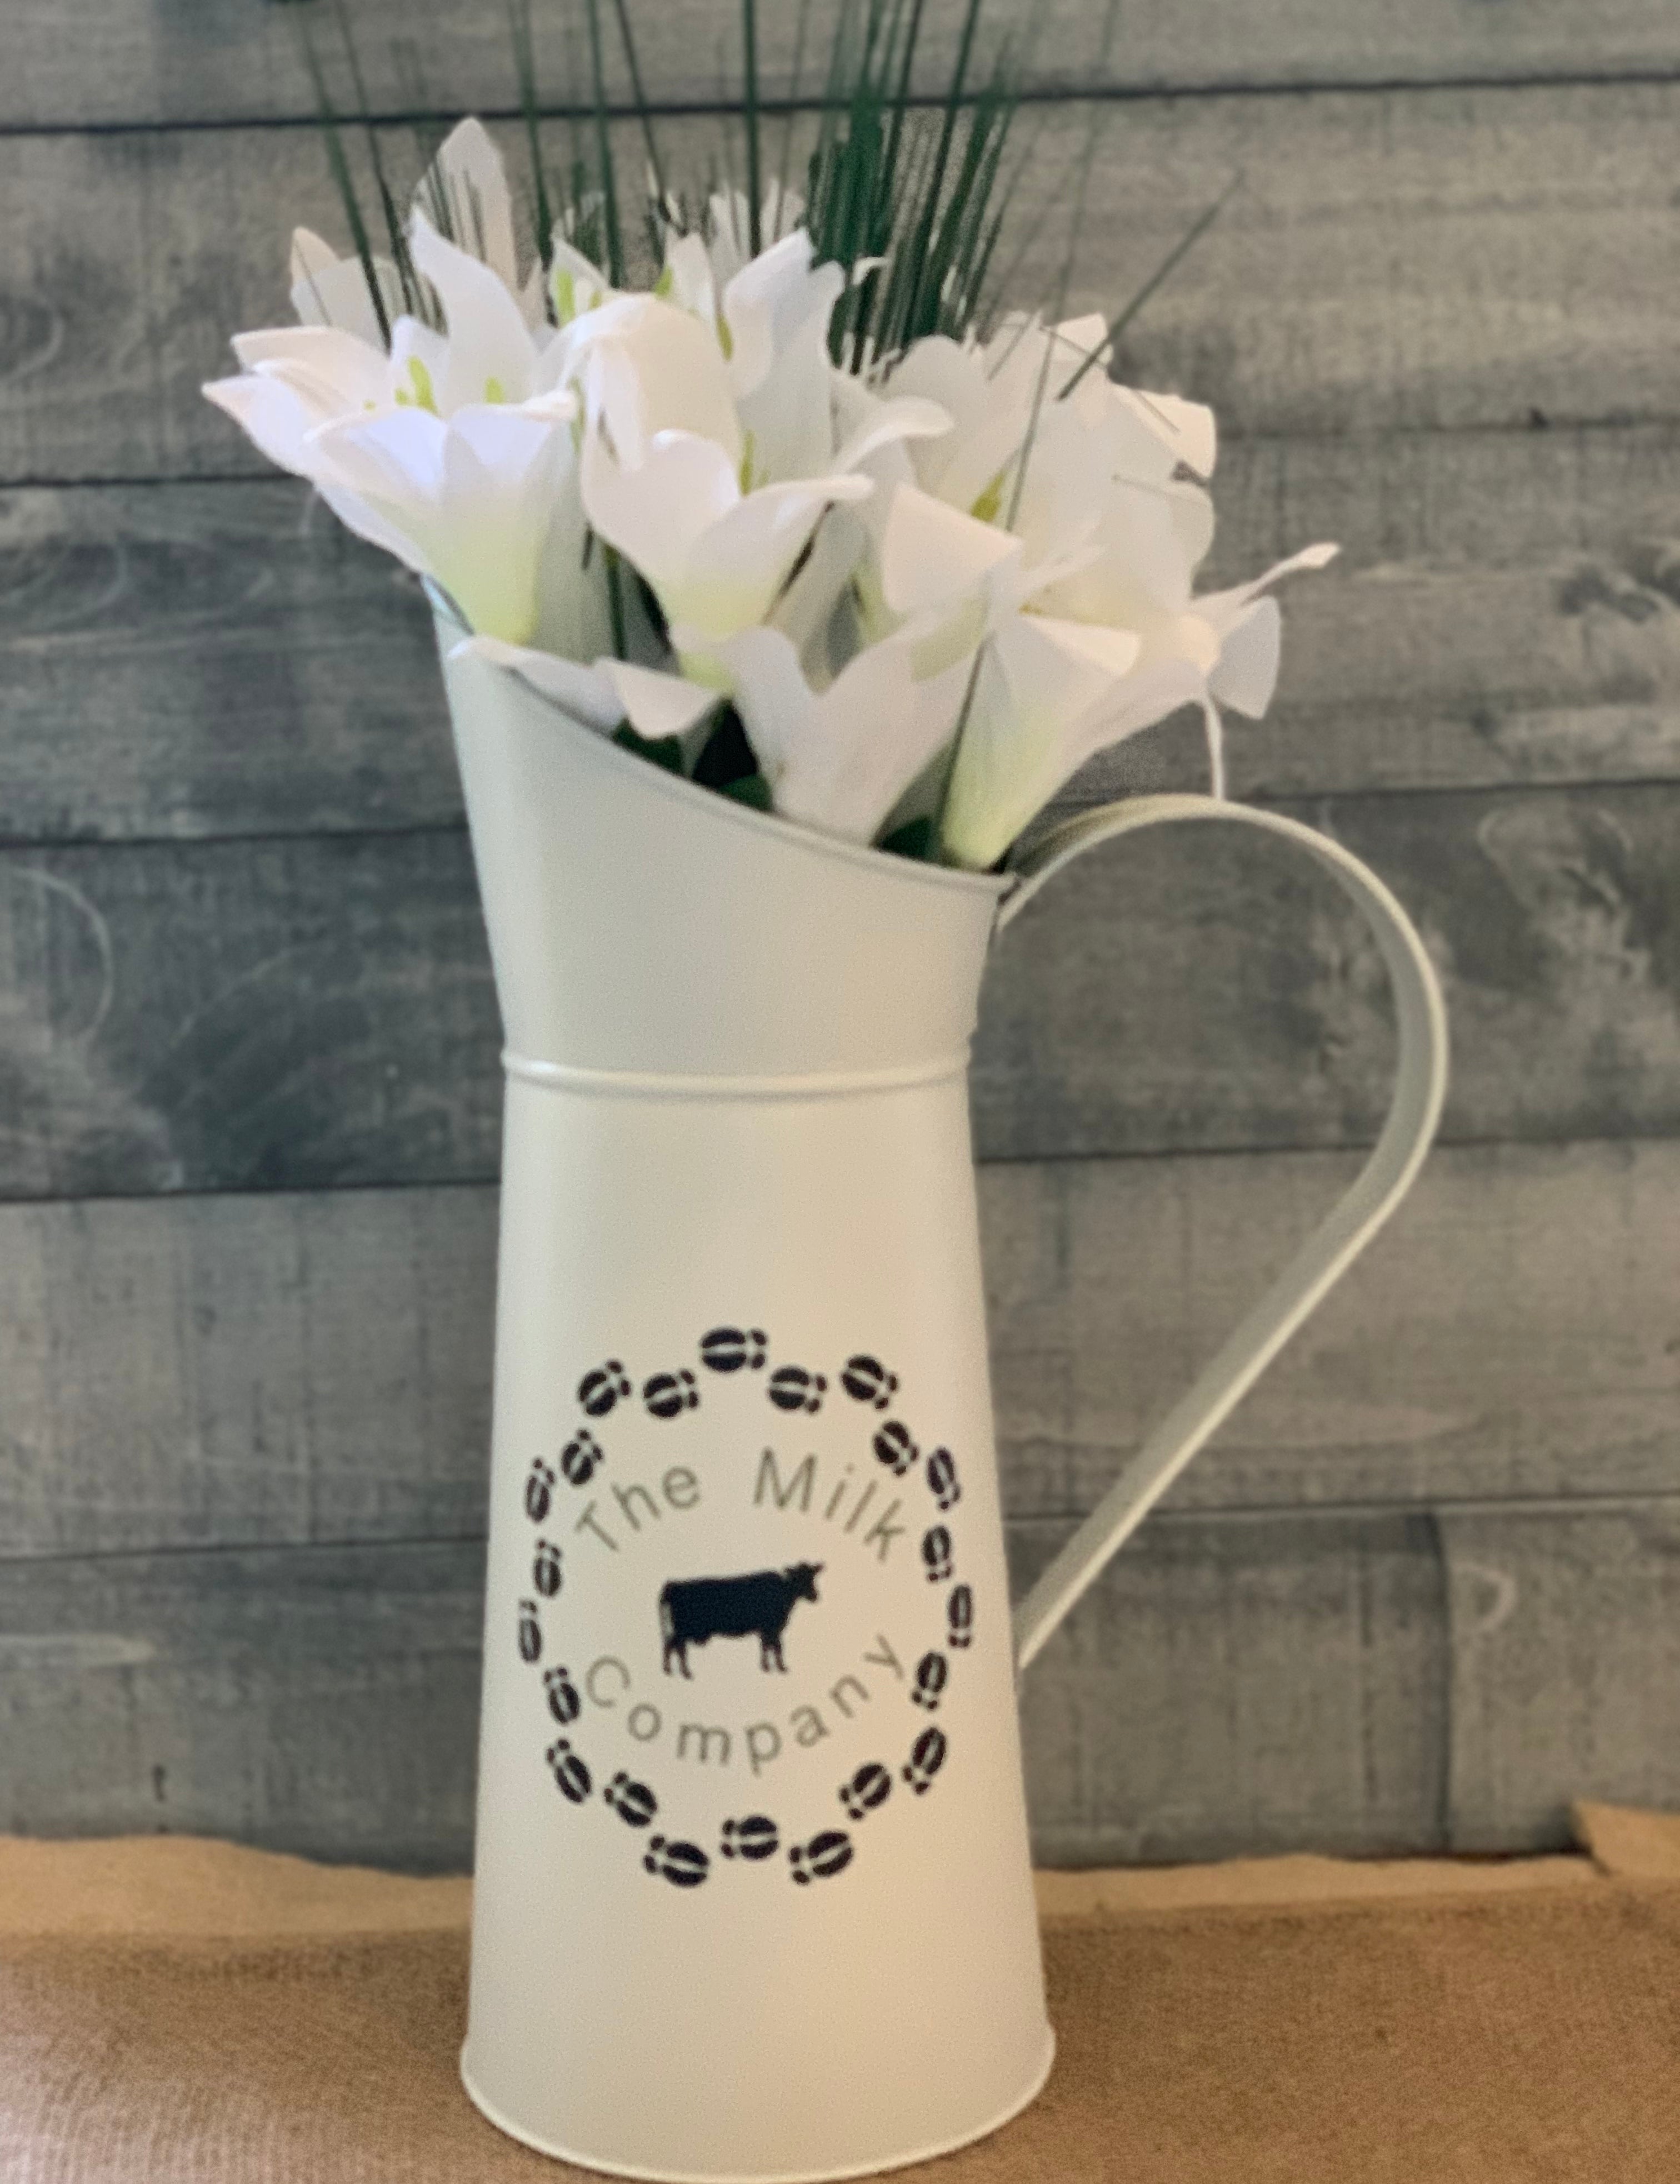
983;1138;1680;1524
5;83;1680;484
0;1542;484;1870
6;782;1680;1195
1440;1506;1680;1851
9;426;1680;844
2;1140;1673;1561
0;483;452;843
1011;1509;1452;1863
0;1186;498;1559
13;0;1680;132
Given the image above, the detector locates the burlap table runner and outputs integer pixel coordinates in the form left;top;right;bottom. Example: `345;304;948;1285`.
3;1805;1677;2182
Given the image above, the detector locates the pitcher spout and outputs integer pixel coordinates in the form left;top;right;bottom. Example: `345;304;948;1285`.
438;629;1007;1084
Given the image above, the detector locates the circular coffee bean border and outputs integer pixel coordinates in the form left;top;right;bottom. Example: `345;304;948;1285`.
514;1330;973;1891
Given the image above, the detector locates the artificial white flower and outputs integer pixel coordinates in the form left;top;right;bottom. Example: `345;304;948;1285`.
208;121;616;653
869;313;1335;863
584;427;875;655
699;182;807;289
307;401;581;645
289;118;551;346
449;634;720;749
940;542;1341;868
574;305;951;664
208;107;1337;868
708;621;973;845
564;293;744;466
887;315;1214;520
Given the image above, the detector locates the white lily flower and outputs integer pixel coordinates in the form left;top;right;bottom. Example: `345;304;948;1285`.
212;207;549;463
874;313;1336;861
940;630;1194;871
939;543;1340;868
566;293;744;465
404;211;547;410
582;427;874;654
706;622;973;846
305;401;581;646
449;634;720;749
207;326;390;463
208;99;1334;874
204;316;589;651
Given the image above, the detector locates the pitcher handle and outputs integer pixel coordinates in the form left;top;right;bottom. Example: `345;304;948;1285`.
999;793;1450;1675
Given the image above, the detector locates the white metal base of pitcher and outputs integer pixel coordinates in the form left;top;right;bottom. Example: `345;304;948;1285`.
458;2031;1057;2183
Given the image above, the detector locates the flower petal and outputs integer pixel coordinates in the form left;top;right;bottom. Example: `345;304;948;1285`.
548;237;613;328
231;325;391;420
408;210;537;410
661;232;719;337
768;503;867;665
1112;387;1218;479
449;633;624;732
675;476;872;643
723;233;846;479
721;229;838;397
581;428;741;590
594;658;722;744
1206;595;1281;717
713;623;963;844
879;484;1019;619
940;624;1201;871
307;404;449;508
203;372;327;478
315;482;432;572
418;118;521;298
288;228;402;346
831;393;953;475
571;296;741;466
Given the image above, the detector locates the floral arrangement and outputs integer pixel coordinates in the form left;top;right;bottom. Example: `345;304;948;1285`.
204;4;1333;869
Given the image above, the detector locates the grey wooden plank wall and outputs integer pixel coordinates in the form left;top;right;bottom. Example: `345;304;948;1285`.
3;2;1678;1871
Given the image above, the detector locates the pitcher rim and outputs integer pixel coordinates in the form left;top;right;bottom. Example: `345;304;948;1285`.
429;587;1012;908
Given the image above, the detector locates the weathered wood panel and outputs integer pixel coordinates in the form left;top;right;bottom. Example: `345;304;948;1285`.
1440;1506;1680;1851
984;1138;1680;1523
6;783;1680;1195
0;1186;499;1558
6;84;1680;483
0;483;452;843
13;0;1680;131
0;1514;1452;1867
0;1542;483;1870
0;831;499;1198
2;1141;1673;1560
1011;1510;1451;1863
984;782;1680;1159
9;427;1680;843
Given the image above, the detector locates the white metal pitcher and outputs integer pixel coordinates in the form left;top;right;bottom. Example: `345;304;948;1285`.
439;632;1448;2183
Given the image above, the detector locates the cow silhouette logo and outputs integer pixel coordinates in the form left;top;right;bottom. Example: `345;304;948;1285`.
517;1326;972;1892
659;1562;823;1677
